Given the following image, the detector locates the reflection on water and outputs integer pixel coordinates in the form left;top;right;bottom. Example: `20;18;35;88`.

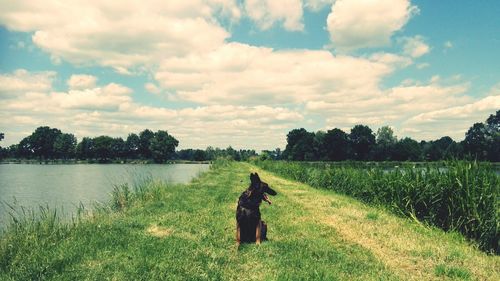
0;164;209;227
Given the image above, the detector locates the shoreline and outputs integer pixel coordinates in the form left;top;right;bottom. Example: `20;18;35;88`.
0;159;212;165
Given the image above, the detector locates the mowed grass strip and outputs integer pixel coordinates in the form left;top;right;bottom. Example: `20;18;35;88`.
0;161;497;280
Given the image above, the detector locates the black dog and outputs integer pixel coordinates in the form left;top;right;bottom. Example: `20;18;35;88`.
236;173;277;245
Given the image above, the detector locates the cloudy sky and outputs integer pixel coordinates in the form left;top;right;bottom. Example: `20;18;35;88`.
0;0;499;150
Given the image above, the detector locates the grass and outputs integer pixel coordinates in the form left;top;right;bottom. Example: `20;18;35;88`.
253;160;499;253
0;161;499;280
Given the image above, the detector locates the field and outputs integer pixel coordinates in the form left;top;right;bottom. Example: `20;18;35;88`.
254;160;499;253
1;161;499;280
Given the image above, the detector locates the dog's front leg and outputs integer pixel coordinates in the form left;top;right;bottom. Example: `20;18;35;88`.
236;222;241;245
255;221;262;245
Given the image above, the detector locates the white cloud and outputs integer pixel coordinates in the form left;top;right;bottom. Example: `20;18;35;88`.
145;83;161;95
327;0;419;51
404;86;500;139
400;35;430;58
245;0;304;31
0;0;239;71
67;74;97;90
0;69;303;150
156;42;400;105
444;41;453;49
0;69;55;98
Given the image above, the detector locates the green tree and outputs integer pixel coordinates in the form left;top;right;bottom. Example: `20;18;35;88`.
313;131;327;160
323;128;349;161
463;123;489;160
374;126;397;161
485;110;500;161
54;133;77;159
111;137;126;159
349;125;375;160
139;129;155;159
149;130;179;163
93;136;114;161
283;128;315;161
392;137;422;161
26;126;62;160
125;133;140;159
76;137;94;159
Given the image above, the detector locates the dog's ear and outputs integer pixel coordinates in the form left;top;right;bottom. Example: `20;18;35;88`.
254;173;261;182
250;173;257;185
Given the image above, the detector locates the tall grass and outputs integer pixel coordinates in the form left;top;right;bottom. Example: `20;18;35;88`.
254;160;499;253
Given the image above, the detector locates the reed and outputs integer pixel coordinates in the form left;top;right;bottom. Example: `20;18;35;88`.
253;160;499;253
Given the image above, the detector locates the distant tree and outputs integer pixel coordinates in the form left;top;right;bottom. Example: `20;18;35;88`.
205;146;215;160
463;123;489;160
139;129;155;159
111;137;126;159
93;136;115;161
26;126;62;160
54;133;77;159
373;126;397;161
193;149;206;161
349;125;375;160
283;128;315;160
323;128;349;161
76;137;94;159
0;132;4;159
149;130;179;163
392;137;422;161
485;110;500;161
313;131;327;161
125;133;140;159
376;126;397;145
423;136;455;161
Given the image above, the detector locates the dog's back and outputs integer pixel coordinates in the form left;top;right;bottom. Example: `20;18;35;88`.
236;191;261;243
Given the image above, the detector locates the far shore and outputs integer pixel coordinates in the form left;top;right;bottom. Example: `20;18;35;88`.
0;158;212;165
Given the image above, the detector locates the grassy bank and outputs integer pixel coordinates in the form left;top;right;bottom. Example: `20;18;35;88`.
1;161;499;280
253;160;499;253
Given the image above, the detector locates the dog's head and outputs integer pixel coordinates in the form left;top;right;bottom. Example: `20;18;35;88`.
248;173;277;204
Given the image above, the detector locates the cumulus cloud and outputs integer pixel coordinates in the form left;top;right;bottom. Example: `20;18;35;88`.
327;0;419;51
0;0;239;71
156;42;401;105
400;35;430;58
0;69;55;98
67;74;97;90
245;0;304;31
0;69;303;149
145;83;161;95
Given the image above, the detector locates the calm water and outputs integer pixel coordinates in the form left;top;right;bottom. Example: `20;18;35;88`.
0;164;210;227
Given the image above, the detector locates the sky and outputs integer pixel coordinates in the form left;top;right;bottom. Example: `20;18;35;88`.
0;0;499;150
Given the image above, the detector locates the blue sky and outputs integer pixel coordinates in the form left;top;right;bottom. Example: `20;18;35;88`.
0;0;499;150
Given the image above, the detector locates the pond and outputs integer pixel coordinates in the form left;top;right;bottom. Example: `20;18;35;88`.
0;164;210;228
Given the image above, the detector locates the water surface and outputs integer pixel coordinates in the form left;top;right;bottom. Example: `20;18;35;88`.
0;164;209;227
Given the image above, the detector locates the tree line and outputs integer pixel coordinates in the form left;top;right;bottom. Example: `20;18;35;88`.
0;128;258;162
0;128;178;163
278;110;499;162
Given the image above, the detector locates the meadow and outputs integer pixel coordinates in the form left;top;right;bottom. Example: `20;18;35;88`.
1;160;499;280
253;160;499;253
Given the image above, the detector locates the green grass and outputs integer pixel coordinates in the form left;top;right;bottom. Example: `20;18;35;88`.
1;161;499;280
253;160;499;253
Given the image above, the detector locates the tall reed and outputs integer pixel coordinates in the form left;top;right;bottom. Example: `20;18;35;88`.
254;160;499;253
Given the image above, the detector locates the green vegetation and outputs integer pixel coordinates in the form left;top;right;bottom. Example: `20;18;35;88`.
1;161;499;280
254;160;499;253
280;110;499;162
0;127;257;163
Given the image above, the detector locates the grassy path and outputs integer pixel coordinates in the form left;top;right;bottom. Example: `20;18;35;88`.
1;161;498;280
